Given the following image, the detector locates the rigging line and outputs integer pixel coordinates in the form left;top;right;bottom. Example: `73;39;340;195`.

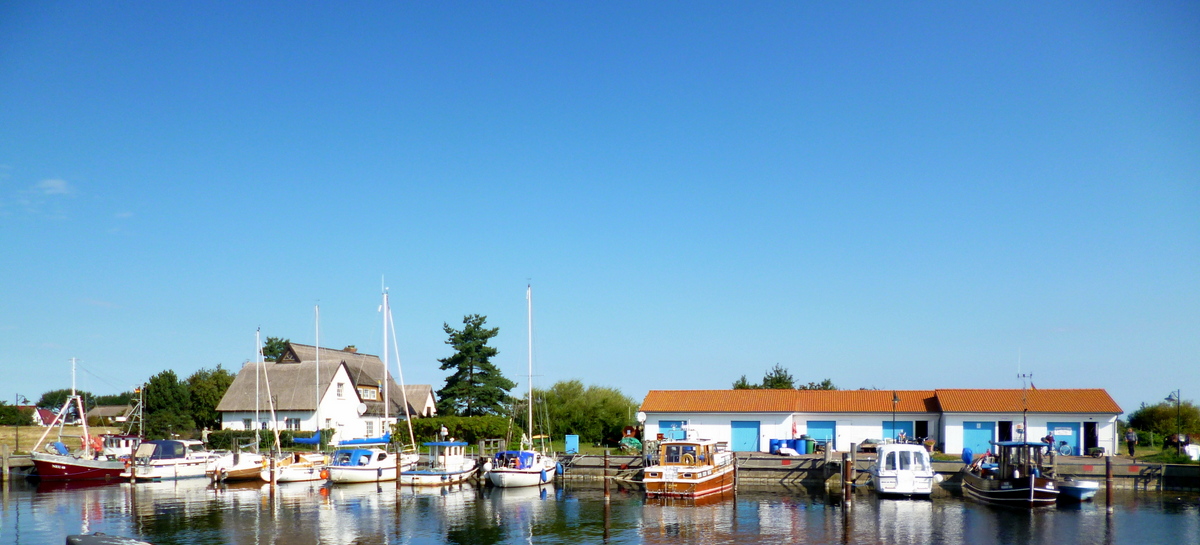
74;361;135;393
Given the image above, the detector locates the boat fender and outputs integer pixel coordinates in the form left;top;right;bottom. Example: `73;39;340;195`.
934;474;944;483
540;469;547;483
557;462;564;475
961;448;973;465
320;469;329;480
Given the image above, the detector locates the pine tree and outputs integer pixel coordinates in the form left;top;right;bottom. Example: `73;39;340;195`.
435;315;515;416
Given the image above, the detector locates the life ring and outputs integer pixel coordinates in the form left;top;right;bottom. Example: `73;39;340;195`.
681;454;696;465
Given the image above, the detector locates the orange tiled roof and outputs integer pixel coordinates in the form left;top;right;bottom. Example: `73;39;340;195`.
935;389;1121;414
640;389;939;414
640;388;1120;414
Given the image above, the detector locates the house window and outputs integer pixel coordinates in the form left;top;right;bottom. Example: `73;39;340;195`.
285;418;300;431
243;418;252;430
358;388;377;400
337;383;345;399
365;421;374;437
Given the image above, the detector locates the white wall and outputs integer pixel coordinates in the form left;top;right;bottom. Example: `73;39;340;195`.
942;413;1119;455
645;412;791;450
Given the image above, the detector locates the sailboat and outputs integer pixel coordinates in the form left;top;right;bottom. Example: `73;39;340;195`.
484;285;558;488
209;331;269;483
327;288;419;483
262;306;329;483
31;359;132;481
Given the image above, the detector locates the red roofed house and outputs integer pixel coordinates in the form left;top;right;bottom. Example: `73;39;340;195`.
639;388;1121;457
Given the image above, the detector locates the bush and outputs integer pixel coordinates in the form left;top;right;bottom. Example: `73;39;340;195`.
205;428;332;451
398;415;511;446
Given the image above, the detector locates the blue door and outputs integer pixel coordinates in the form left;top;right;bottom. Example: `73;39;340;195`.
882;421;914;441
731;421;760;452
1047;422;1080;455
962;421;995;459
658;420;686;440
807;421;836;451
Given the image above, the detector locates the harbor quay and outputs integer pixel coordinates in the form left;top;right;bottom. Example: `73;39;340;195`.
554;450;1200;492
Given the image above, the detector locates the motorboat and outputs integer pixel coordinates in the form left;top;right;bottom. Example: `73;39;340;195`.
122;440;214;481
642;438;736;499
327;437;419;484
400;441;478;487
208;449;268;483
867;443;938;496
1056;477;1099;502
960;441;1058;507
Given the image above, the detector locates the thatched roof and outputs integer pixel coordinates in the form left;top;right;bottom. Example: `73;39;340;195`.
216;342;420;416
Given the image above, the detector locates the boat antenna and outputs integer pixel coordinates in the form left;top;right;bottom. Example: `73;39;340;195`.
1018;369;1032;442
255;328;261;449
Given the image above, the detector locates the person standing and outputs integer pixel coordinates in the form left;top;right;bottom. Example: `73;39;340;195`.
1125;428;1138;457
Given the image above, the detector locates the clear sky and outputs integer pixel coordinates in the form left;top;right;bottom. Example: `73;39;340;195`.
1;2;1196;418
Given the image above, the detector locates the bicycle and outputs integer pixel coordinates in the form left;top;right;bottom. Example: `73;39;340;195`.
1055;440;1073;456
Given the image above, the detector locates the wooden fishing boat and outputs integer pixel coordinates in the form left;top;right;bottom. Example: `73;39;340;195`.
960;441;1058;508
643;438;736;499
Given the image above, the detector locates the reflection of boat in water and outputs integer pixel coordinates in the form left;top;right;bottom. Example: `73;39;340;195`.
401;441;478;486
643;438;736;499
960;441;1058;508
641;490;736;542
35;479;122;493
867;443;938;496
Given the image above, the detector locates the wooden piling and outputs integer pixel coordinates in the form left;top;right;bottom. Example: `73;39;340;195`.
1105;455;1114;514
842;452;852;505
1;444;10;483
603;449;610;501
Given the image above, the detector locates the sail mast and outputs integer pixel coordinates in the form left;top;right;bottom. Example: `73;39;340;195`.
526;285;534;448
255;328;261;435
382;285;389;424
315;305;321;451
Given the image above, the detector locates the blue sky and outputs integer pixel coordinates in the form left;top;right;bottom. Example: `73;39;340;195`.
1;2;1196;417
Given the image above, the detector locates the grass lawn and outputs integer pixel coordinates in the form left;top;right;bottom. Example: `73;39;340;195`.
0;425;121;455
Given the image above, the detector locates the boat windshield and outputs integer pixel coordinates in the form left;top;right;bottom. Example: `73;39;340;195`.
663;444;699;464
885;450;930;471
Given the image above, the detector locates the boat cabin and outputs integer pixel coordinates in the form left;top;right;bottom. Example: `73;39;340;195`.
493;451;537;470
332;448;389;467
657;439;724;467
983;441;1050;480
134;440;204;461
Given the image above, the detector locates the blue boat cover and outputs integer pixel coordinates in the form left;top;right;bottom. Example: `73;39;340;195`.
336;432;391;446
142;440;187;460
330;448;378;467
493;450;535;469
293;435;321;445
422;441;469;447
52;441;70;455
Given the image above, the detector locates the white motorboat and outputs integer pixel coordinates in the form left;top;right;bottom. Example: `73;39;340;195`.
327;441;418;483
867;443;938;496
400;441;478;487
123;440;214;481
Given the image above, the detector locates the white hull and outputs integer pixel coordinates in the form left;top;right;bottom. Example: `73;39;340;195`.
486;465;556;488
401;465;477;487
867;444;936;496
123;459;209;481
264;464;326;483
328;453;417;483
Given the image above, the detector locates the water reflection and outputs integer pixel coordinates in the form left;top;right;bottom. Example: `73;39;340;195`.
1;478;1198;545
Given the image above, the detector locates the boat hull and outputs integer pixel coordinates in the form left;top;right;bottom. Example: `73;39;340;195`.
643;466;736;499
329;465;397;483
1057;480;1099;502
400;465;478;487
961;471;1058;507
31;452;125;482
123;459;209;481
487;465;556;488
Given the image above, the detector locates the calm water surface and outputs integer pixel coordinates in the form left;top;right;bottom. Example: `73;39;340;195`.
1;479;1197;544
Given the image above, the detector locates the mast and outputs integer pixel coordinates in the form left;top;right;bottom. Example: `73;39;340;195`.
315;305;321;451
382;286;389;423
526;285;534;449
255;328;261;436
387;296;416;449
72;358;92;456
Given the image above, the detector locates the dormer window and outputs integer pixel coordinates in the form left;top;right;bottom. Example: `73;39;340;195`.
358;388;377;400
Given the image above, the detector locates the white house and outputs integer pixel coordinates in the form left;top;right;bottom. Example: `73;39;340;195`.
216;343;435;442
640;388;1122;457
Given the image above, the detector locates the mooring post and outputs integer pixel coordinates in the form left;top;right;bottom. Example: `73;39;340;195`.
842;452;853;505
849;443;857;484
603;448;610;500
1105;455;1114;514
1;444;10;483
270;456;277;485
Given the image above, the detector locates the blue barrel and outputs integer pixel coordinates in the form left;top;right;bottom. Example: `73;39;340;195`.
769;439;784;454
794;438;807;455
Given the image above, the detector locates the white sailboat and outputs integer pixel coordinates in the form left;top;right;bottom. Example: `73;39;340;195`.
484;285;557;488
209;330;268;483
262;307;329;483
327;287;419;483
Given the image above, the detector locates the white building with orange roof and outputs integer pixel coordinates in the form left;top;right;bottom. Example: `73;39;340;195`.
639;388;1122;456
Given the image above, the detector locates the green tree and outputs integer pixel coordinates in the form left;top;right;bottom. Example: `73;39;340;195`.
263;337;290;363
761;364;795;389
732;375;755;389
145;370;194;438
535;380;638;445
0;402;32;426
93;391;136;406
435;315;514;416
799;378;837;390
36;389;95;420
1128;399;1199;443
187;365;235;430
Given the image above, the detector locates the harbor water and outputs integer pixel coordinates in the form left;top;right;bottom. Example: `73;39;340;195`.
1;479;1197;544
